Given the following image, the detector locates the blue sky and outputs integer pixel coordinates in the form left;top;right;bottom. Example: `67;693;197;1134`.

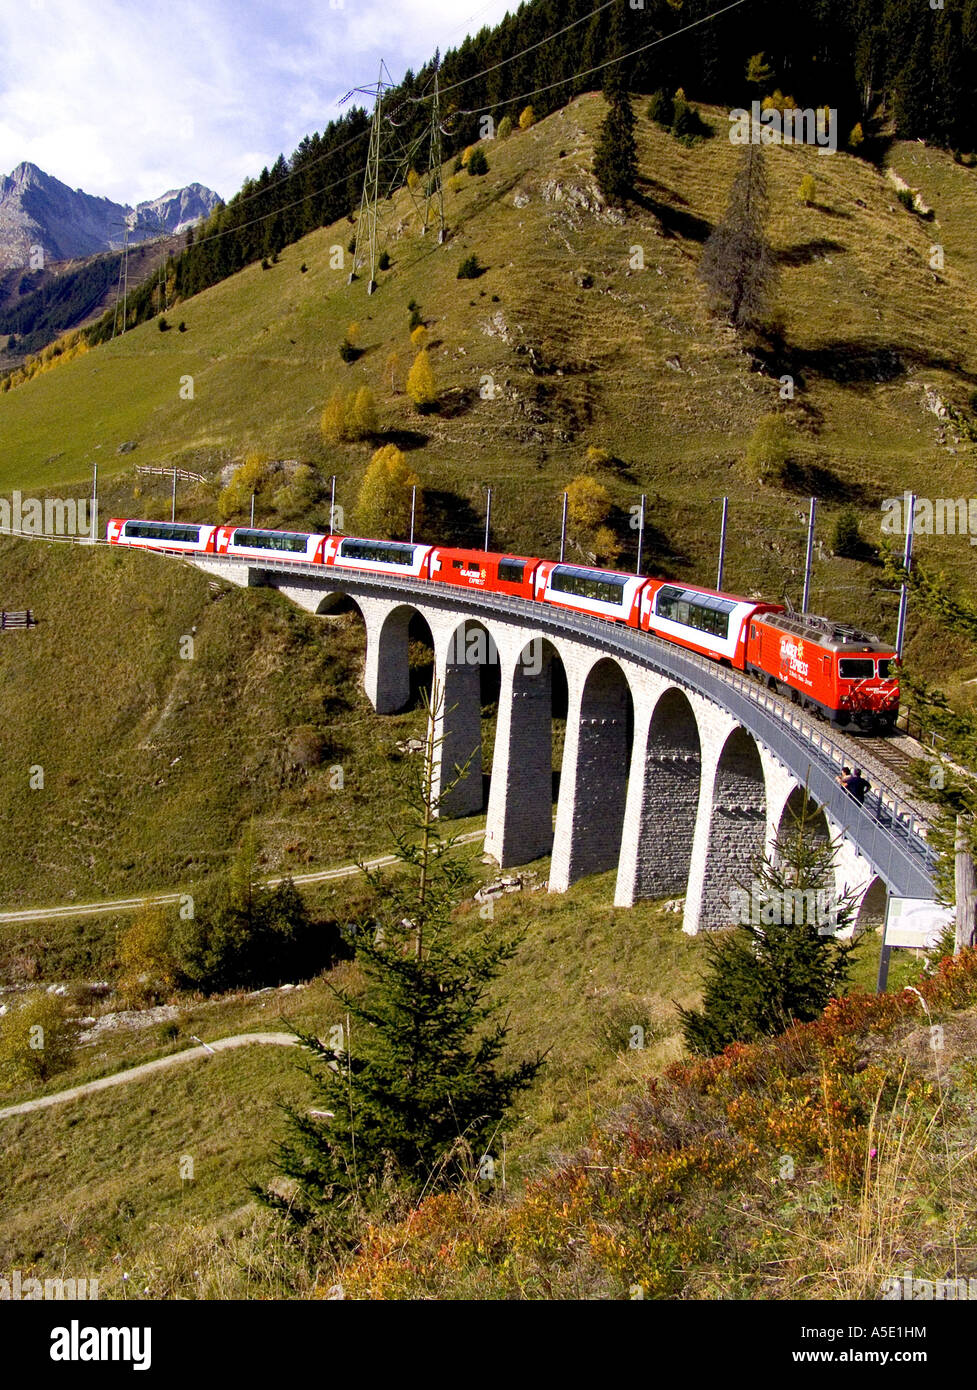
0;0;518;206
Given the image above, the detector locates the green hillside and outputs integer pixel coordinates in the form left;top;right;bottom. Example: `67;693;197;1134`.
0;537;437;912
2;96;976;695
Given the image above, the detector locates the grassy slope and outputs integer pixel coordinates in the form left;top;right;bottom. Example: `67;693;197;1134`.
0;537;439;912
1;95;975;1297
0;871;916;1293
0;99;975;686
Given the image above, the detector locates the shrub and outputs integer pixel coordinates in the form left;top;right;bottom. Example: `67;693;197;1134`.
178;320;187;332
647;89;674;127
378;250;391;271
172;878;322;994
564;474;611;530
498;114;514;140
408;303;424;331
118;908;176;1007
261;258;270;269
0;991;77;1084
406;349;438;413
896;187;915;213
519;105;535;130
832;506;863;559
467;147;489;176
848;122;865;150
300;262;308;272
797;174;817;205
158;316;169;331
218;453;271;520
672;99;709;138
745;415;791;484
338;338;359;363
457;253;483;279
410;324;427;347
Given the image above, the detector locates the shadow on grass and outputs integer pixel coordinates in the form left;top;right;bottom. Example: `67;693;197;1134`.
421;489;485;548
775;238;847;267
632;185;712;243
750;331;977;390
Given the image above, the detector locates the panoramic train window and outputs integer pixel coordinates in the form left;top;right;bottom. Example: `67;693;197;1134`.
839;658;875;679
498;559;525;584
124;522;202;544
340;539;415;566
551;566;627;605
655;586;735;639
232;530;310;554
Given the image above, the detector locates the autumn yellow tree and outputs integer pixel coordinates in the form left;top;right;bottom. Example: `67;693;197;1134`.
356;445;423;539
565;474;611;530
219;453;271;520
410;323;427;348
0;992;76;1084
406;348;438;413
118;908;176;1007
320;387;376;443
519;105;535;130
349;385;377;438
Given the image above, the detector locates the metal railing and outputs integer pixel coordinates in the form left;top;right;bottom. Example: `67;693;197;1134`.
186;552;939;897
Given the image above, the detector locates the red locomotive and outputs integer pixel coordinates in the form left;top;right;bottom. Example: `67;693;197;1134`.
107;519;900;731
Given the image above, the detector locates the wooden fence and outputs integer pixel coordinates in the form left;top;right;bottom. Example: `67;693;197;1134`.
0;610;36;630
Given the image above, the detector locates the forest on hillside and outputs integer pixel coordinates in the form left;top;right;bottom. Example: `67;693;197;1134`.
77;0;977;345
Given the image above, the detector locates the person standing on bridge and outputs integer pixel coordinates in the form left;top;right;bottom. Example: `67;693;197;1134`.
841;767;871;805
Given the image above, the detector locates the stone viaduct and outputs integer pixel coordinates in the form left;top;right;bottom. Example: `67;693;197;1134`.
190;554;937;936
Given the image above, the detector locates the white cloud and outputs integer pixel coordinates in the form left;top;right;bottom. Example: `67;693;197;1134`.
0;0;517;205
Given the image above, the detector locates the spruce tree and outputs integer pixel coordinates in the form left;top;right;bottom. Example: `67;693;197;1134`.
679;795;856;1055
698;145;777;333
259;682;543;1240
593;87;638;206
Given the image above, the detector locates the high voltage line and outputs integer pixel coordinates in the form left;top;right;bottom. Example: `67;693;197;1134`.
187;0;750;235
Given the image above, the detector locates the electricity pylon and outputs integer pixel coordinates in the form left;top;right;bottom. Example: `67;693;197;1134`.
422;65;446;244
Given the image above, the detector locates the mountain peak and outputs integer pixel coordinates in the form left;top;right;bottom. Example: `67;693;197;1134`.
0;163;220;270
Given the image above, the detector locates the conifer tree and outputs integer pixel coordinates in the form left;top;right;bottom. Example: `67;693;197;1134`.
680;795;856;1055
698;145;777;332
259;681;542;1239
593;86;638;205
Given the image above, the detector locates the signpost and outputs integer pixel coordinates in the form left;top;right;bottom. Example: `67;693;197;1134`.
876;896;953;992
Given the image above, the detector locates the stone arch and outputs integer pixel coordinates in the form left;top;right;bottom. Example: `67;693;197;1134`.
484;635;567;867
366;603;433;714
434;618;502;817
775;785;831;859
314;591;363;617
853;875;888;934
700;727;767;927
634;687;702;899
554;656;634;886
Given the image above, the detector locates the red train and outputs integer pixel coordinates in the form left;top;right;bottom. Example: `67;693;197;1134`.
106;518;900;731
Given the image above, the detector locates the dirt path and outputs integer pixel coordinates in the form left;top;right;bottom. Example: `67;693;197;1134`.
0;1033;297;1121
0;830;487;926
